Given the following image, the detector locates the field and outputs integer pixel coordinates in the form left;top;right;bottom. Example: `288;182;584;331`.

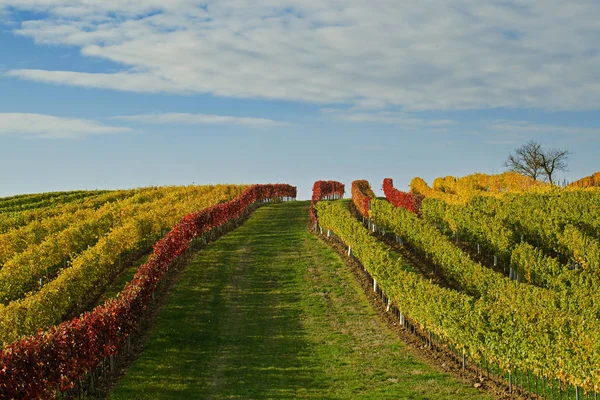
1;177;599;399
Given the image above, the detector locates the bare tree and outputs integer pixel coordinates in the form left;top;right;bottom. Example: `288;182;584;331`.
540;148;570;185
504;140;544;181
504;141;570;185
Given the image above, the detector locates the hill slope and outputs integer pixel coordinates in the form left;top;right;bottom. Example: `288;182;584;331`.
110;201;488;399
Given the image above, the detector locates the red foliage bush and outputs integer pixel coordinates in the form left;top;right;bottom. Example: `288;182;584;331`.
351;180;375;218
309;181;345;222
382;178;423;215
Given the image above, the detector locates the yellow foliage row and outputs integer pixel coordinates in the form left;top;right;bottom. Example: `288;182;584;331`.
0;184;248;345
0;190;136;234
0;190;107;214
569;172;600;188
0;186;193;304
411;172;552;204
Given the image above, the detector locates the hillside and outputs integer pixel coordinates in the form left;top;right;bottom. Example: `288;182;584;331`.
110;201;487;399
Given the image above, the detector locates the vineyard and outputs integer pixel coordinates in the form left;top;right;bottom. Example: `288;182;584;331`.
0;176;599;399
315;177;600;398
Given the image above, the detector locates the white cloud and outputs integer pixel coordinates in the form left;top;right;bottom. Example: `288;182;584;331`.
113;113;287;127
322;108;454;127
487;120;600;136
483;119;600;145
2;0;600;111
0;113;132;139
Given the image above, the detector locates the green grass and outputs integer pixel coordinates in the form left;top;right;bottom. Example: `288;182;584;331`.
110;201;490;399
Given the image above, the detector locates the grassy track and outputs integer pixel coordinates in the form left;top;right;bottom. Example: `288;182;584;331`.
110;201;489;399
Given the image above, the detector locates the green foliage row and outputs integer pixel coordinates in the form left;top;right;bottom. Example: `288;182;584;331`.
469;192;600;273
371;198;542;302
422;197;600;300
316;200;600;391
420;197;516;267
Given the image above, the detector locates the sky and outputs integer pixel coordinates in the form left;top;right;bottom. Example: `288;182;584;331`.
1;1;599;200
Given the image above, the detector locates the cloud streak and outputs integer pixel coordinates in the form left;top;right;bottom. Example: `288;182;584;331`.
487;120;600;136
2;1;600;111
321;108;455;127
0;113;133;139
113;113;288;127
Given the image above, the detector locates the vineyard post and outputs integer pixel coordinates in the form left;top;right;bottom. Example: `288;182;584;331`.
373;279;377;293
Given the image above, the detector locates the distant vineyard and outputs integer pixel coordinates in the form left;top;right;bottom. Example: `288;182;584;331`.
0;190;109;214
569;171;600;188
0;190;136;234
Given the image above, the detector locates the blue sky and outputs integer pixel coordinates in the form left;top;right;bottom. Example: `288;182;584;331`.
1;1;599;199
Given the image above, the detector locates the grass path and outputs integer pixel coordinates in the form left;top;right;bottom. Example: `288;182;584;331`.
110;201;489;399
